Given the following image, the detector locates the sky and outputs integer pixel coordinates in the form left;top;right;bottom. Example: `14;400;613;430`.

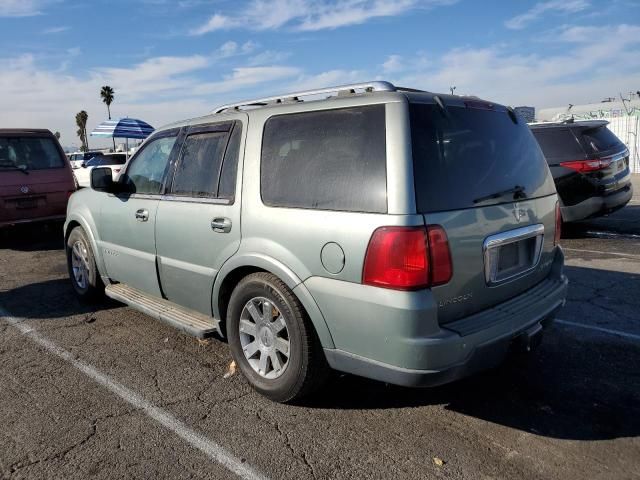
0;0;639;149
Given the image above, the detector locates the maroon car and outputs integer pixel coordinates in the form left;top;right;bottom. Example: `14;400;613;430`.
0;129;76;227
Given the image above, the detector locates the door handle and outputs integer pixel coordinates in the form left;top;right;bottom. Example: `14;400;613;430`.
211;217;232;233
135;209;149;222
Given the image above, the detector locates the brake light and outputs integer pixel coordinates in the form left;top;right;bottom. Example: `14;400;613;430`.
554;201;562;246
362;225;452;290
560;158;612;173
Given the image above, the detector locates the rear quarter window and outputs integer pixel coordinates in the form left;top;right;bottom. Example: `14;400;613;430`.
260;105;387;213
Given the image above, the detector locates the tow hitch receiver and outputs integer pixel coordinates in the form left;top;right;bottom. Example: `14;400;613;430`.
513;322;543;353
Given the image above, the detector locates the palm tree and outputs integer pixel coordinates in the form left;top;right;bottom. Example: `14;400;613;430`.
100;86;115;119
75;111;89;152
100;86;116;149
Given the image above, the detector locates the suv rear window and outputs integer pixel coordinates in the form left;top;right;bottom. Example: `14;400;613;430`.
580;126;624;154
261;105;387;213
0;137;65;171
410;103;555;212
530;127;585;162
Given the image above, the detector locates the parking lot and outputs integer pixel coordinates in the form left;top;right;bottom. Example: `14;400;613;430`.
0;178;639;480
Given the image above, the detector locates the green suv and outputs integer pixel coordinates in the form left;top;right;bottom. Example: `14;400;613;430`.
65;81;568;402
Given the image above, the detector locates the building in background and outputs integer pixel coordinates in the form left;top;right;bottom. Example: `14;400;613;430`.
514;106;535;123
537;95;640;173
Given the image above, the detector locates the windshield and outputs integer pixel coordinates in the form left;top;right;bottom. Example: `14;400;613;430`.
410;103;556;212
0;137;65;171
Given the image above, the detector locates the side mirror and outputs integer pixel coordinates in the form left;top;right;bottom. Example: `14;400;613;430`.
91;167;115;193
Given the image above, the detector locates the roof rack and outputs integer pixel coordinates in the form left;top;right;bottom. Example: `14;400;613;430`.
213;80;399;114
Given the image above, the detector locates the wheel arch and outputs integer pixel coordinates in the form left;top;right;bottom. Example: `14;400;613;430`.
64;214;108;283
213;254;335;348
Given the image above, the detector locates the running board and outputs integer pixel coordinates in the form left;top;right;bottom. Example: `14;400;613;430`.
105;284;221;338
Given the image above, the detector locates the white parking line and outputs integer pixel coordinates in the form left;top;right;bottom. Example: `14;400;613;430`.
563;247;640;259
0;307;267;480
556;319;640;342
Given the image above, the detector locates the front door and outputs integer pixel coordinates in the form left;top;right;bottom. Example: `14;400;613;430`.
98;131;180;298
155;119;245;315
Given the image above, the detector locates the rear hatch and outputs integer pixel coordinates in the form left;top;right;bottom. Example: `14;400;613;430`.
0;135;75;223
575;123;631;195
409;100;558;324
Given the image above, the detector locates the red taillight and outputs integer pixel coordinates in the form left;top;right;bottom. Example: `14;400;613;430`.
560;158;612;173
363;227;428;290
362;225;452;290
554;201;562;246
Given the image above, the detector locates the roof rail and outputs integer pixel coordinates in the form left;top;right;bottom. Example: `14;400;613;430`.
213;80;397;114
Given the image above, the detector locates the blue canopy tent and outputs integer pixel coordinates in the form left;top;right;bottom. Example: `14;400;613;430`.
90;118;154;159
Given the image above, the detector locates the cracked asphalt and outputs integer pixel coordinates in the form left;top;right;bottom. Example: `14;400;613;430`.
1;178;639;480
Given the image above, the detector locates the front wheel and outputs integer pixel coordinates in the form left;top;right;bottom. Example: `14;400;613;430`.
227;273;328;403
66;226;104;301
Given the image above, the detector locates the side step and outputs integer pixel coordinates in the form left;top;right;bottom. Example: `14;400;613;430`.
105;284;221;339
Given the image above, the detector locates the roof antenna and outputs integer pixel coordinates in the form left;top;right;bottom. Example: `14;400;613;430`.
449;86;456;95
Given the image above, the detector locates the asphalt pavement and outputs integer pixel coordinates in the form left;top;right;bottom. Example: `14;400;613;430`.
1;178;639;480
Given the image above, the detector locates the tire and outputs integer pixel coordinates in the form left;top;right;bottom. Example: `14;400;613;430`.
66;226;104;301
227;272;329;403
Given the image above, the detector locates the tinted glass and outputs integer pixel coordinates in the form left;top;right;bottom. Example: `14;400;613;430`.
261;105;387;213
411;103;555;212
85;156;107;166
172;131;229;197
580;126;624;154
104;154;127;165
0;137;64;171
218;123;242;199
530;128;585;162
122;135;176;194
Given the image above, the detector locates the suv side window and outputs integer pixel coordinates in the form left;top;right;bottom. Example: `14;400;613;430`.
260;105;387;213
122;135;177;194
171;129;230;198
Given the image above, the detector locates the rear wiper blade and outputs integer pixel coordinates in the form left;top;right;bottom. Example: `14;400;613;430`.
473;185;525;204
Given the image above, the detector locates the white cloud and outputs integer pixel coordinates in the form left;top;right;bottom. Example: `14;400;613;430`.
42;25;68;34
0;52;300;147
382;54;404;73
248;50;291;66
287;69;363;92
0;0;50;17
391;24;640;109
190;13;238;35
505;0;590;30
191;0;457;34
193;66;302;95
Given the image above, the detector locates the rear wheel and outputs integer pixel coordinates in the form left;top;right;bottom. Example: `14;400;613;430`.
66;226;104;301
227;272;328;403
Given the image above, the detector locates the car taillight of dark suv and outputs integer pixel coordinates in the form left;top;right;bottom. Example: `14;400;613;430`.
529;120;633;222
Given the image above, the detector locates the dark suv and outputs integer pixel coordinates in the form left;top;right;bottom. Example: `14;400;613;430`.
529;120;632;222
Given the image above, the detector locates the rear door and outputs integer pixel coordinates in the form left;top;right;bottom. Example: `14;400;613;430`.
409;101;558;324
97;130;180;297
155;118;245;315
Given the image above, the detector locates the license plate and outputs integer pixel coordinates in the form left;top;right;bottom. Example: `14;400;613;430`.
484;224;544;285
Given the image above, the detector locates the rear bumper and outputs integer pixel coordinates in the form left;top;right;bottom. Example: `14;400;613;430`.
315;249;568;387
561;184;632;222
